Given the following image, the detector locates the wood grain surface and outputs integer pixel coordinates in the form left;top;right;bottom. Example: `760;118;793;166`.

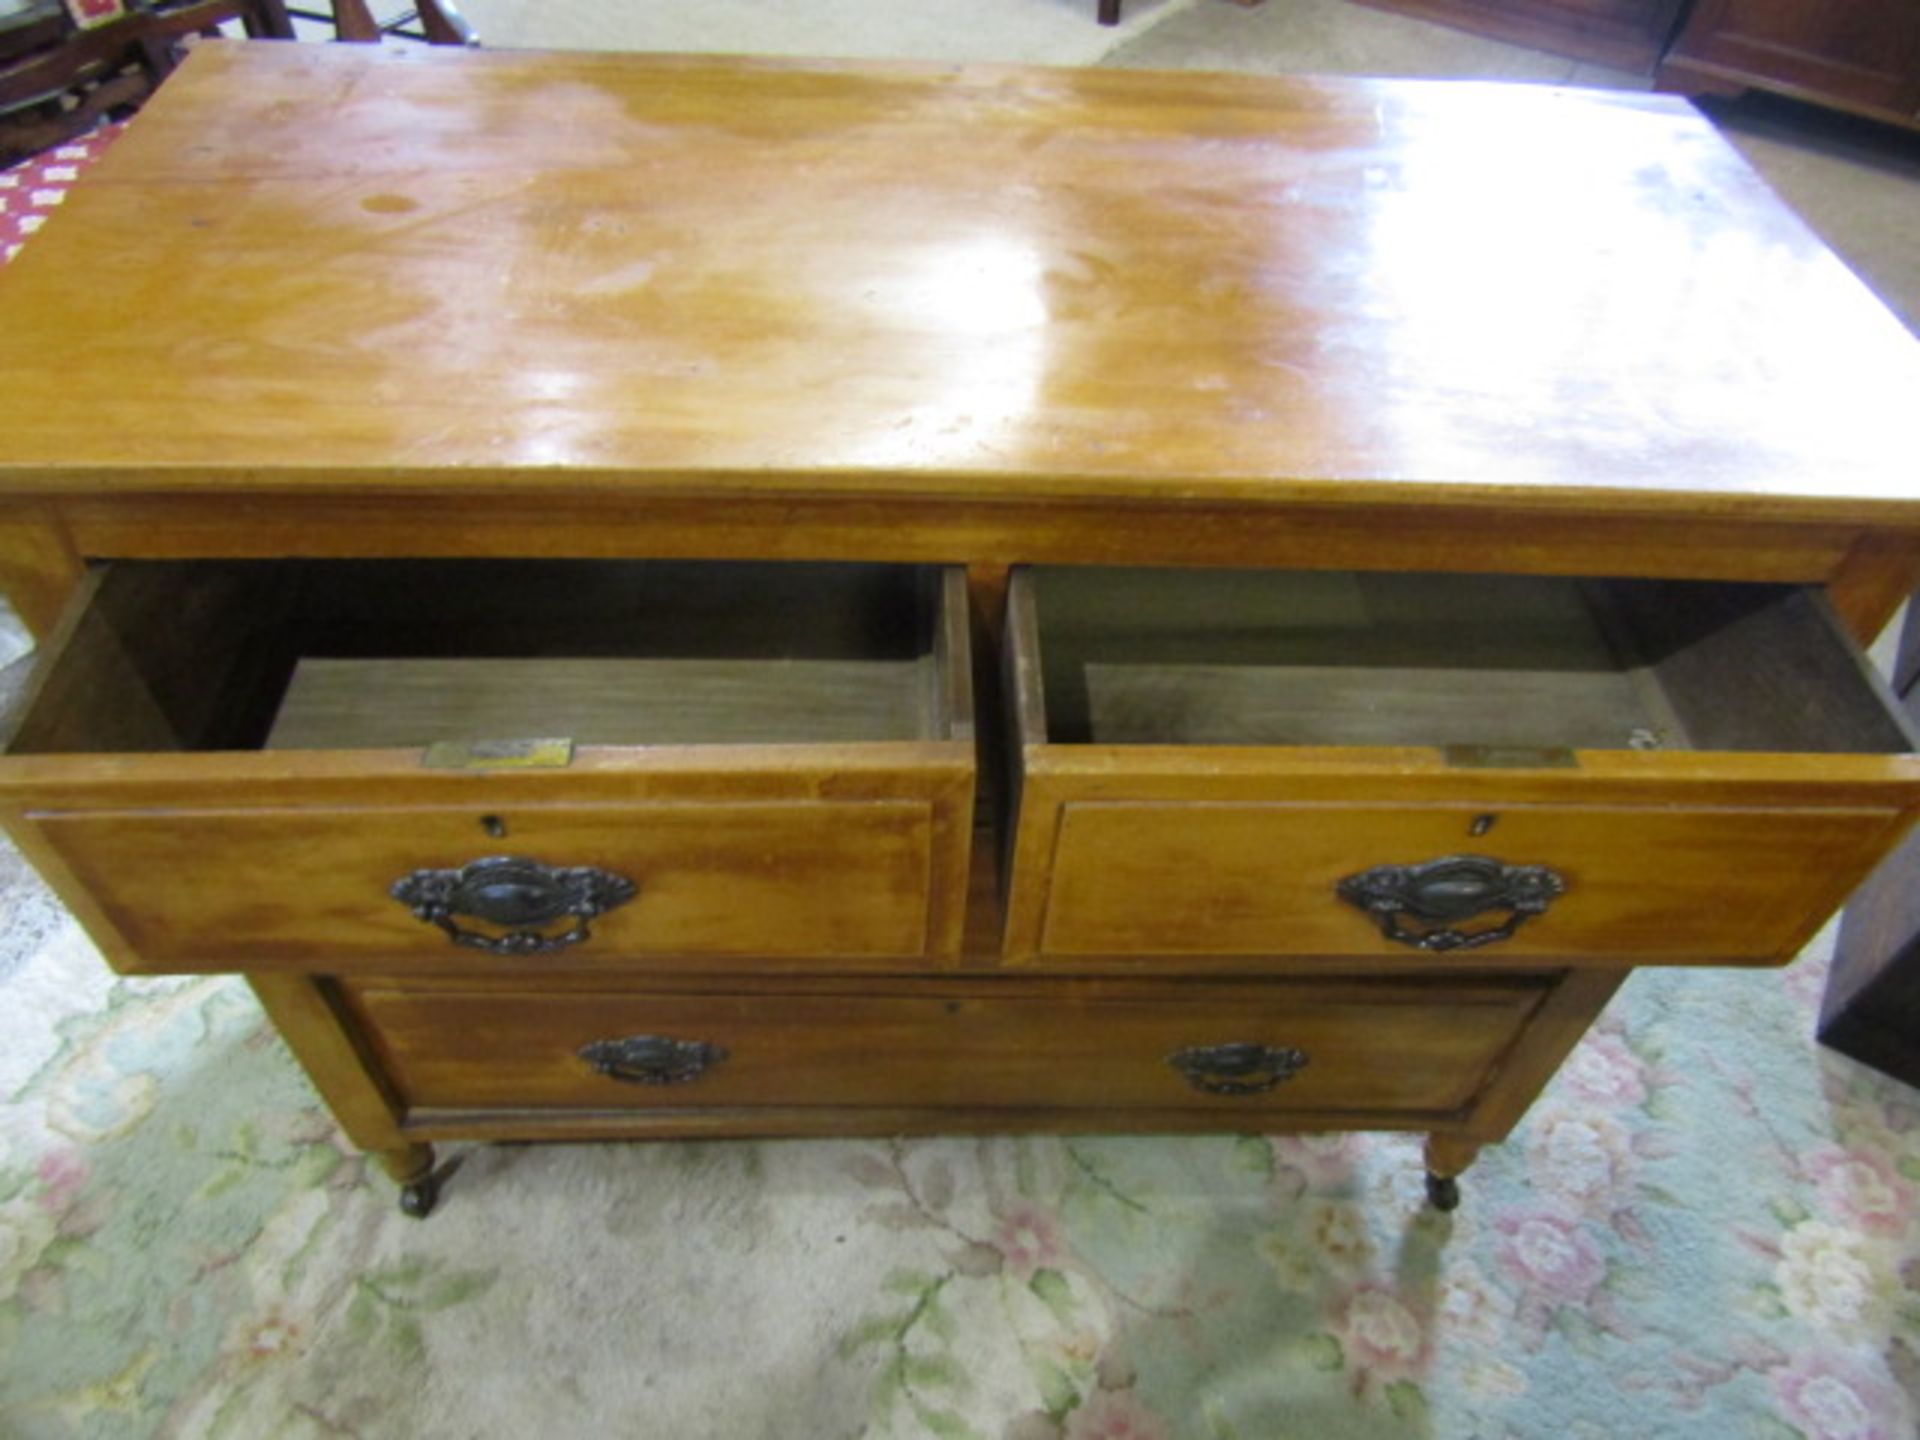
19;796;959;970
264;657;941;748
344;975;1545;1117
0;555;978;966
1001;569;1920;964
0;43;1917;529
1022;568;1917;754
1022;800;1908;963
0;501;82;641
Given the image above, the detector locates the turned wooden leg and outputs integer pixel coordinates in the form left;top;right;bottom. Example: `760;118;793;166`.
247;976;439;1216
1098;0;1121;25
1423;1134;1482;1213
1415;969;1629;1212
378;1143;440;1219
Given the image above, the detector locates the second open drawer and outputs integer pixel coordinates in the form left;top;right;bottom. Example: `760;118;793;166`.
0;559;975;972
1001;567;1920;967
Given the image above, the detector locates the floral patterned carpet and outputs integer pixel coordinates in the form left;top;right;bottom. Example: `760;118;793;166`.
2;866;1917;1439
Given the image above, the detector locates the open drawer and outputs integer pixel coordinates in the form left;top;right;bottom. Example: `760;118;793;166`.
0;560;975;972
1001;567;1920;967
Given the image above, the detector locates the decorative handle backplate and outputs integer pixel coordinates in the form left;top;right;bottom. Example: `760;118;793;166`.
579;1034;727;1086
1168;1042;1309;1096
391;855;637;956
1336;854;1565;952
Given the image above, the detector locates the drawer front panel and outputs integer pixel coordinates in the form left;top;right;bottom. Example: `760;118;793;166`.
1028;801;1904;963
27;799;947;968
345;979;1544;1118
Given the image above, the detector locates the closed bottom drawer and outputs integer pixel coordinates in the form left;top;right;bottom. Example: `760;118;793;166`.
340;976;1549;1122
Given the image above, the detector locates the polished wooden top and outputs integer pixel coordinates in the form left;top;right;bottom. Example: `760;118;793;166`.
1;41;1917;524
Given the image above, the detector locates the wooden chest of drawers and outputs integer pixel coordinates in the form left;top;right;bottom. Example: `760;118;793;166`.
2;44;1919;1219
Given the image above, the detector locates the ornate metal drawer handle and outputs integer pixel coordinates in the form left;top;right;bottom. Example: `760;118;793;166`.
1168;1042;1309;1096
579;1034;728;1086
391;855;637;956
1336;854;1565;952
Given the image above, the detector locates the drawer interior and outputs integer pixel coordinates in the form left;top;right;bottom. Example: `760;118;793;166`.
1021;567;1915;755
8;560;966;755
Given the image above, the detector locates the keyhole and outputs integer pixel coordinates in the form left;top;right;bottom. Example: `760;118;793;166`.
1469;814;1497;837
481;815;507;839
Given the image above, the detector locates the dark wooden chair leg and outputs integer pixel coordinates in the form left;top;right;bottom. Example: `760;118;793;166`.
317;0;475;45
1099;0;1121;25
330;0;382;43
1818;595;1920;1087
415;0;476;46
246;0;298;40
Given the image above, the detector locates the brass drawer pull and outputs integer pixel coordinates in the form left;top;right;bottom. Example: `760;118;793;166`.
391;855;637;956
1168;1042;1308;1095
579;1034;728;1086
1336;854;1565;952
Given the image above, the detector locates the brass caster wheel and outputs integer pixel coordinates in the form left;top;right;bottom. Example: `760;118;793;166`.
399;1174;439;1219
1425;1171;1461;1212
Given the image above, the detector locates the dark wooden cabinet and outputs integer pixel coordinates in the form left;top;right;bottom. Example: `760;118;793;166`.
1822;602;1920;1088
1354;1;1690;71
1660;0;1920;129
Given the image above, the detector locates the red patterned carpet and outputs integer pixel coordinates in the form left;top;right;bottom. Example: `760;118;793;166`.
0;123;122;266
